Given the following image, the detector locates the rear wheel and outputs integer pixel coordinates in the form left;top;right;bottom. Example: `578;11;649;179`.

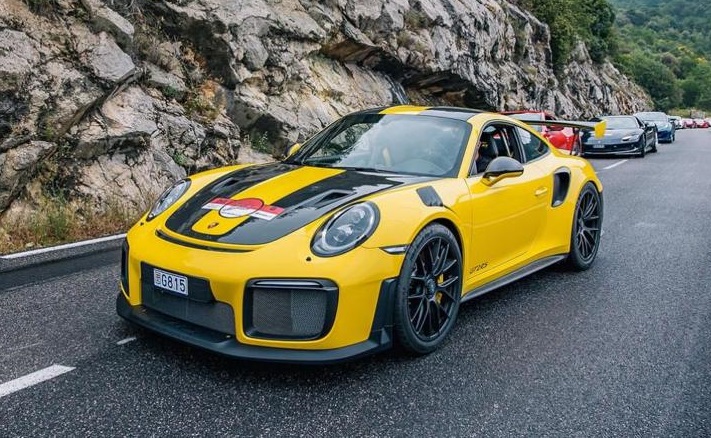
564;183;603;271
394;224;462;354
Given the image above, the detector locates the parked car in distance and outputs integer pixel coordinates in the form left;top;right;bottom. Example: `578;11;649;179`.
683;118;696;129
695;119;710;128
502;110;581;155
669;116;682;129
582;115;657;158
634;111;675;143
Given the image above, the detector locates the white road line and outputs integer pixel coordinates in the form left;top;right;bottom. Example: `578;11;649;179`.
116;336;137;346
1;233;126;259
0;365;75;398
602;159;629;170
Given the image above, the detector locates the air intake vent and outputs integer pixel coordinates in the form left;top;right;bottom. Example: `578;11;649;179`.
244;280;338;340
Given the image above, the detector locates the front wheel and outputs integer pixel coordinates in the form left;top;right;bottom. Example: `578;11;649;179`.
394;224;462;354
564;183;603;271
638;139;646;158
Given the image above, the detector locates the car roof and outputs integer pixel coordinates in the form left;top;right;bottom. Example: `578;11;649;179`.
357;105;486;121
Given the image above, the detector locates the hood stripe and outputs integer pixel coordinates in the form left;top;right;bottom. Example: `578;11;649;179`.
168;165;433;246
165;163;300;234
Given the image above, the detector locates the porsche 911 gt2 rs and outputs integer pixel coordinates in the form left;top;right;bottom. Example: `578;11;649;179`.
117;106;604;363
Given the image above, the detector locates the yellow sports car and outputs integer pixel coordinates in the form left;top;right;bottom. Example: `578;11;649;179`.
117;106;604;363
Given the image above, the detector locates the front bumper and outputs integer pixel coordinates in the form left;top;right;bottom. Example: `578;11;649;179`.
117;279;397;364
582;142;642;156
118;222;406;362
657;130;673;142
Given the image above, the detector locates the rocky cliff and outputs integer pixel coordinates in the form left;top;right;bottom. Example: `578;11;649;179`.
0;0;651;226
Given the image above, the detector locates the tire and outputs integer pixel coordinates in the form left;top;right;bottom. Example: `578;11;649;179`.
393;224;462;355
638;139;646;158
564;183;603;271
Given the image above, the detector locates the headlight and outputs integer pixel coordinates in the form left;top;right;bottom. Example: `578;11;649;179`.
312;202;379;257
147;179;191;221
621;135;640;142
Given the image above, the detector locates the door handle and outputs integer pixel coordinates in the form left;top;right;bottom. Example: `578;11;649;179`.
534;187;549;197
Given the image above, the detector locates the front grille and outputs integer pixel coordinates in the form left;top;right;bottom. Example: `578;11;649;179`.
244;280;338;340
140;263;235;335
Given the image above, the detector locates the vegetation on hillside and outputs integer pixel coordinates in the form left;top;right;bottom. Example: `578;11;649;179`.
610;0;711;111
514;0;618;68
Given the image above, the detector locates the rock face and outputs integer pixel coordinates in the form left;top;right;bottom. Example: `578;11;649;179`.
0;0;650;223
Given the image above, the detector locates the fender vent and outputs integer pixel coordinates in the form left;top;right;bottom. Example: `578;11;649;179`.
552;168;571;207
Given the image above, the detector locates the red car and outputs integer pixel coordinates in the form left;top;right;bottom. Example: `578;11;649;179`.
683;119;696;129
695;119;709;128
502;110;581;155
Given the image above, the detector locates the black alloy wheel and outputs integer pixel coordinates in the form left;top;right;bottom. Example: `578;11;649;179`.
565;183;603;271
394;224;462;354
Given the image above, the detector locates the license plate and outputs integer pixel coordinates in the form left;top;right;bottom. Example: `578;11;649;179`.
593;144;605;149
153;268;188;296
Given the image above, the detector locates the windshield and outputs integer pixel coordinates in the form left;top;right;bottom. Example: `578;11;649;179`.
288;114;471;177
601;116;639;130
507;113;543;132
635;112;667;122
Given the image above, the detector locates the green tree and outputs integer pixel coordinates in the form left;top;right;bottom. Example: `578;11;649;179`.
617;52;682;110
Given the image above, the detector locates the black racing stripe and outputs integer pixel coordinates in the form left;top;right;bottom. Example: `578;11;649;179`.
165;163;298;234
416;186;443;207
183;170;433;245
221;171;431;245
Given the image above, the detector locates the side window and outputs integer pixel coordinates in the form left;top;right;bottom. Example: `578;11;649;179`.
516;127;548;162
473;124;523;175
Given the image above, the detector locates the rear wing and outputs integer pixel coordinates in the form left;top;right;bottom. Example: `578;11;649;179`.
519;119;607;138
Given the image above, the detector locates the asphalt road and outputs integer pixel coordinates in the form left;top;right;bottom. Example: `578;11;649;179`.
1;129;710;436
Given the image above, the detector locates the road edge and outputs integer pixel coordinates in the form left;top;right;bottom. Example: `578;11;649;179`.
0;234;126;273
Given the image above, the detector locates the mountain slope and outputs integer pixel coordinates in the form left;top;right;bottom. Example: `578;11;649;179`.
610;0;711;110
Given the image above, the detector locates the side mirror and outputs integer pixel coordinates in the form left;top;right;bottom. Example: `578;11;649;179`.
482;157;524;186
286;143;301;157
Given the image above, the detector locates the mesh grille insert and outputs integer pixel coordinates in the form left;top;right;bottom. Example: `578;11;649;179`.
252;289;327;338
246;280;338;340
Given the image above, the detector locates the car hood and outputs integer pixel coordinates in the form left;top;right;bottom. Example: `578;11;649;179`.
584;129;642;144
651;121;671;129
163;163;431;245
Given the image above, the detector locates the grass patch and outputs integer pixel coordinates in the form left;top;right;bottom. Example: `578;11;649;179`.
0;195;146;255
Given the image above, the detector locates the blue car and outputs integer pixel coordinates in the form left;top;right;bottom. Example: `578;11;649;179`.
635;112;675;143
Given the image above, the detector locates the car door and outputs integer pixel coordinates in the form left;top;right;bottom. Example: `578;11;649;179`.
636;117;653;146
465;123;551;279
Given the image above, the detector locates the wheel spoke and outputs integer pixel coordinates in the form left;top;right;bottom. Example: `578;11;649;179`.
441;258;457;275
427;238;441;272
583;196;596;218
425;301;436;336
433;301;443;333
411;299;427;332
432;241;450;276
439;275;459;289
